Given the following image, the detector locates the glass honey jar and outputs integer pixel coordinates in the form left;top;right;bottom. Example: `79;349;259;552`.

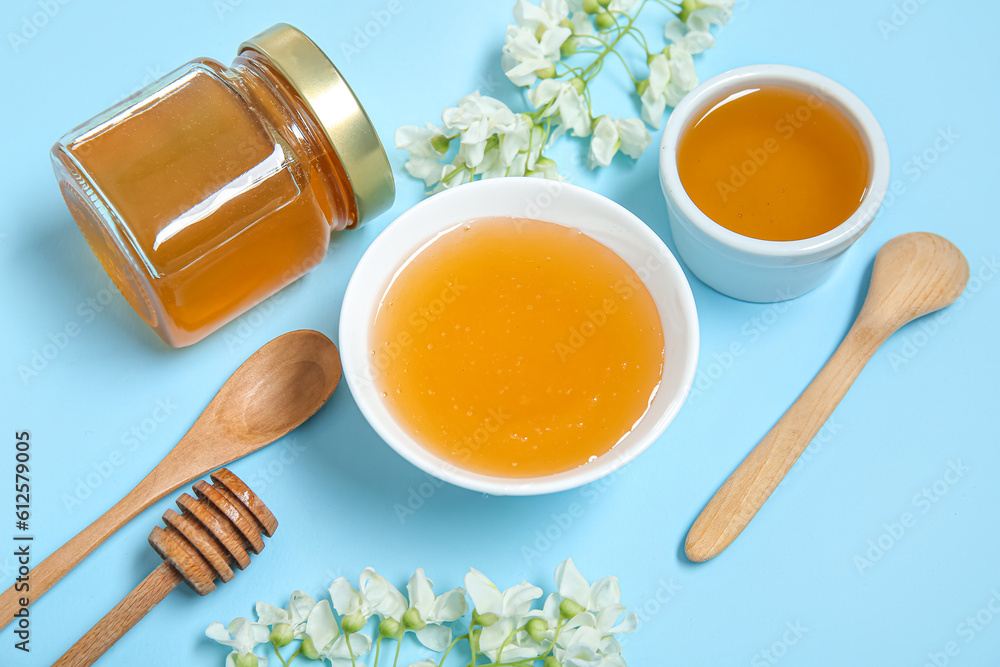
51;23;394;347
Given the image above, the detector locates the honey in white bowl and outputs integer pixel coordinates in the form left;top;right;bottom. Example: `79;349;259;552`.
370;217;664;478
677;84;870;241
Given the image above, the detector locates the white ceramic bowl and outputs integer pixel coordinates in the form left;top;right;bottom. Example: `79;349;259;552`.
659;65;890;302
340;178;699;495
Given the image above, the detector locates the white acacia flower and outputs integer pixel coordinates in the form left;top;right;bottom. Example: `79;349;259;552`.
395;123;452;187
683;0;735;18
461;112;535;175
443;92;519;168
554;619;627;667
255;591;318;640
527;156;565;180
665;3;732;55
465;568;543;662
528;79;591;137
640;48;698;128
520;557;637;663
513;0;570;29
664;16;714;55
502;23;572;87
553;558;637;635
206;618;270;667
404;568;468;651
587;116;651;168
329;568;407;623
305;600;373;667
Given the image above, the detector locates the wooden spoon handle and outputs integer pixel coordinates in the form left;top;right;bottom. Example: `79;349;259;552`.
52;562;181;667
685;322;887;562
0;443;202;630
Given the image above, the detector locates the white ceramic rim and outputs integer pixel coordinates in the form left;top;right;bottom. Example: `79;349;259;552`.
660;64;891;263
339;178;699;496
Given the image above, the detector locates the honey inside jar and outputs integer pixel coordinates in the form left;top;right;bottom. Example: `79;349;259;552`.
50;25;394;348
52;57;353;347
370;217;664;478
677;84;870;241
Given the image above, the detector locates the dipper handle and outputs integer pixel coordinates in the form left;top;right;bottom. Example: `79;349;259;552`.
52;562;181;667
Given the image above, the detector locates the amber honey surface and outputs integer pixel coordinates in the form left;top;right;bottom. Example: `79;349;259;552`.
371;217;664;478
677;85;870;241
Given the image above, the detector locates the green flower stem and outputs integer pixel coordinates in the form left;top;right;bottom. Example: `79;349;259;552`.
373;636;383;667
392;634;403;667
274;644;303;667
437;633;469;667
440;162;471;184
475;619;567;667
494;622;531;664
579;0;648;82
605;42;637;82
346;634;357;667
649;0;682;16
463;617;478;667
626;24;650;54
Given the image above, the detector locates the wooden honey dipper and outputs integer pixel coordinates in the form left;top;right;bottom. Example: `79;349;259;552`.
53;468;278;666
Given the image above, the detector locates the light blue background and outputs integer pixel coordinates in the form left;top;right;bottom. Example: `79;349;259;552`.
1;0;998;665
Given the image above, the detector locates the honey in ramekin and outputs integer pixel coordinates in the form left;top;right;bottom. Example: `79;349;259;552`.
677;84;870;242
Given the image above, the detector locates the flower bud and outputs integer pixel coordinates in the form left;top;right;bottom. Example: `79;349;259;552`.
269;623;294;649
379;618;403;639
543;658;562;667
535;156;556;169
431;134;451;154
300;637;321;661
341;611;366;634
559;18;574;29
559;598;586;619
472;610;499;627
635;79;649;96
595;11;615;30
234;652;259;667
582;0;600;14
679;0;704;22
525;617;549;642
570;77;586;94
598;0;613;6
560;37;578;58
537;63;558;79
402;608;427;631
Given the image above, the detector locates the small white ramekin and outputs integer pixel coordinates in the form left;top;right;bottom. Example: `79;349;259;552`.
659;65;890;302
340;177;699;495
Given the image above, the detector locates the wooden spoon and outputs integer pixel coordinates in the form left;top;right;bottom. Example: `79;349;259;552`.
0;329;340;628
685;233;969;562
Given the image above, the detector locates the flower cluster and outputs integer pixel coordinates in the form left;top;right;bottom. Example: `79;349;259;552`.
396;0;734;192
207;558;636;667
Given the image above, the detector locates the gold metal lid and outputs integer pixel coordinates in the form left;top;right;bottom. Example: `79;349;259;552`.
240;23;394;226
